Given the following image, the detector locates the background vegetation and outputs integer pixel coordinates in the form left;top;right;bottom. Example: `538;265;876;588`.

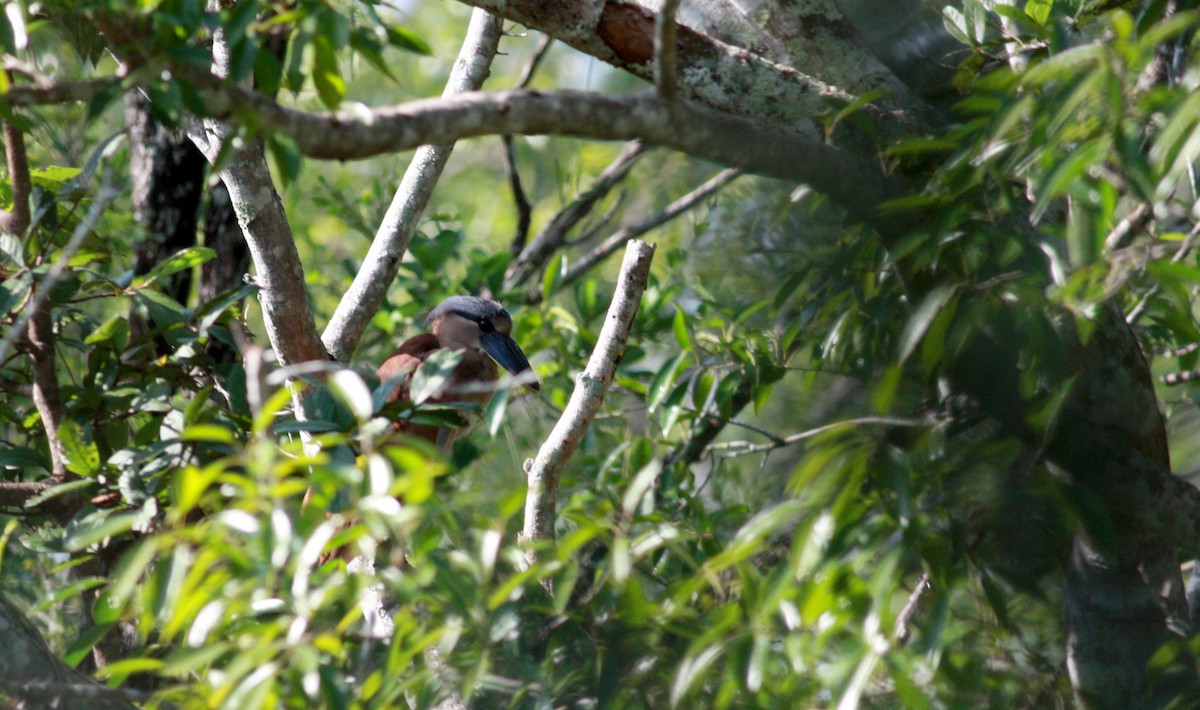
3;0;1200;707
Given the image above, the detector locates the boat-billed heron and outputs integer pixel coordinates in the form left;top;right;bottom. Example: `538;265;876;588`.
377;295;538;448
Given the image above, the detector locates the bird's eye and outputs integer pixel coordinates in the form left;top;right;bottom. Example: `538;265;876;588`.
478;319;494;333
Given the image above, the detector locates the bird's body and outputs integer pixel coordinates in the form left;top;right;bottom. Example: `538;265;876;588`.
377;296;538;449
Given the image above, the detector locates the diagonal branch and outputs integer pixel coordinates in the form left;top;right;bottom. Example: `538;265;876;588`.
522;240;656;546
553;167;742;298
505;140;651;290
321;8;504;362
503;35;555;256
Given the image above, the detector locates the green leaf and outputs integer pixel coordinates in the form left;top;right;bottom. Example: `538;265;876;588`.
0;444;49;471
942;6;970;45
1025;0;1053;25
267;134;303;188
409;349;464;405
385;24;432;55
135;288;187;327
541;253;565;299
84;315;130;352
327;369;374;423
137;246;215;287
25;478;93;508
1032;138;1108;223
898;284;956;362
64;510;141;551
62;621;116;668
648;352;689;413
29;165;82;188
59;420;101;476
672;306;692;352
310;34;345;110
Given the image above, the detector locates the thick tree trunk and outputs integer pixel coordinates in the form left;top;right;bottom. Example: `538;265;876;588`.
0;594;137;710
125;92;207;351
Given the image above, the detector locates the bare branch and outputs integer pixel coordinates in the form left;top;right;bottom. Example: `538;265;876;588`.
503;136;533;256
522;240;656;545
1104;203;1151;251
321;9;504;363
0;595;135;710
10;66;905;227
1;76;116;108
894;572;932;643
554;167;742;297
196;28;327;369
185;86;906;224
713;416;927;458
514;34;554;89
503;35;555;256
505;141;650;290
655;0;682;102
0;119;31;235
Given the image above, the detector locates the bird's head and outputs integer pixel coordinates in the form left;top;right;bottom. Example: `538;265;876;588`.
428;296;540;392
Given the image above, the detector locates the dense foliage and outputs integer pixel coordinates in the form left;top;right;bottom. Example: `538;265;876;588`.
4;0;1200;707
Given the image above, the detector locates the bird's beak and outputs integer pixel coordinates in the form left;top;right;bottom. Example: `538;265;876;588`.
481;331;540;392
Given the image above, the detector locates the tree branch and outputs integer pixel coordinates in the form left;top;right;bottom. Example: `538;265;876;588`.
0;595;135;710
7;71;908;228
553;167;742;297
454;0;926;146
712;416;928;458
505;140;650;290
522;240;655;545
192;86;907;230
321;8;504;362
0;117;31;235
654;0;682;102
502;135;533;256
192;27;327;369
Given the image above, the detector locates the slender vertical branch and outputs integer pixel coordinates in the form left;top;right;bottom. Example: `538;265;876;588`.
514;34;553;90
655;0;682;102
503;35;554;256
321;9;504;362
522;240;656;546
0;117;31;234
1;108;79;480
503;136;533;255
194;27;328;368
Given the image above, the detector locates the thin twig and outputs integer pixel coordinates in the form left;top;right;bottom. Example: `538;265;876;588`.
503;135;533;255
1162;369;1200;386
1127;218;1200;324
502;37;552;255
515;34;553;90
715;416;927;458
554;168;742;296
505;141;651;291
522;240;656;549
1104;203;1151;251
0;680;146;707
655;0;682;102
893;572;932;643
